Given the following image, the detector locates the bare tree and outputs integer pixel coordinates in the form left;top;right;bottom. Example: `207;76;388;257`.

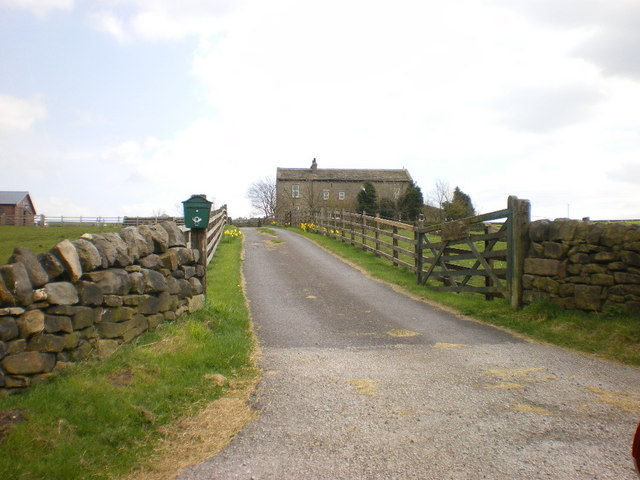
426;179;452;222
247;178;276;218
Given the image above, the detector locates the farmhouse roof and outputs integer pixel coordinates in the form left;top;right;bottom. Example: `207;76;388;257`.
277;167;413;183
0;191;31;205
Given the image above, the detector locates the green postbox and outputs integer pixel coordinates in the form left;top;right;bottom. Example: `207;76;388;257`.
182;194;212;229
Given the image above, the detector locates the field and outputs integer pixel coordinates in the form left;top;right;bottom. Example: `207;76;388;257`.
0;226;122;263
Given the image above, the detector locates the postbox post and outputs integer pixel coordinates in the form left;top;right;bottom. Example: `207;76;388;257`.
182;194;213;298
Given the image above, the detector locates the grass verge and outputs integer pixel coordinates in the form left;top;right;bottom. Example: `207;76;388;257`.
0;226;122;263
0;230;256;479
295;228;640;367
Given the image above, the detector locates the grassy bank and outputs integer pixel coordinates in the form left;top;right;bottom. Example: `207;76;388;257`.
296;229;640;367
0;226;122;263
0;229;256;479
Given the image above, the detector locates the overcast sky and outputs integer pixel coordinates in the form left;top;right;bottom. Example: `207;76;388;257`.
1;0;639;221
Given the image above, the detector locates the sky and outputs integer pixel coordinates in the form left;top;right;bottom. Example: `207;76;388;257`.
0;0;639;221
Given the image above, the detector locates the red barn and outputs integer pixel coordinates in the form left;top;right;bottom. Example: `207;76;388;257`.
0;191;37;226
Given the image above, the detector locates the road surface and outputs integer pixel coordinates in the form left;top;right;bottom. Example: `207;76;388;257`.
177;228;640;479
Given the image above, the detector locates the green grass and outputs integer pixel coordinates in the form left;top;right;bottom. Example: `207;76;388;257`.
0;230;255;479
257;227;277;236
296;228;640;366
0;226;122;263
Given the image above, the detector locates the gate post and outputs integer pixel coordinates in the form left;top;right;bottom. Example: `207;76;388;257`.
508;196;531;308
361;211;366;251
415;215;424;284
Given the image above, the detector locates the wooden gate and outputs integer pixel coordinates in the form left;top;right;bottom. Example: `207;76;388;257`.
416;196;530;308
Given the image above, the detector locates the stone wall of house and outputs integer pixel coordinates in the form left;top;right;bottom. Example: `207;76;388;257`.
0;221;205;393
523;219;640;313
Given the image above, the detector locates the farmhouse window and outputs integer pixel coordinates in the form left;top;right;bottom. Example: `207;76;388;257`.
292;184;300;198
338;191;345;200
323;190;330;200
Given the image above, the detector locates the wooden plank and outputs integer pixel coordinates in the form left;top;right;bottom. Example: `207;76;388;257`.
417;208;511;234
443;247;472;255
468;230;507;242
421;249;508;263
426;285;505;294
426;268;508;277
466;239;505;290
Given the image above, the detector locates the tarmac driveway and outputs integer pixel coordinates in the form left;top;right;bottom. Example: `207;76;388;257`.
177;228;640;479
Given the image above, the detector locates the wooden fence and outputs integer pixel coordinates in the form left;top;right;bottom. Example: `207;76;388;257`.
313;196;530;307
0;214;186;227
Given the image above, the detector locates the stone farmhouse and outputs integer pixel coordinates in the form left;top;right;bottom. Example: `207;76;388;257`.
276;159;413;223
0;191;36;226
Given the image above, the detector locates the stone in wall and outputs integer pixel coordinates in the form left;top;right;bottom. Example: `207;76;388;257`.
85;269;132;295
73;239;102;272
45;282;79;305
0;277;15;306
8;247;49;288
160;221;187;248
16;310;44;338
0;263;33;306
138;224;169;253
37;252;65;281
52;239;83;282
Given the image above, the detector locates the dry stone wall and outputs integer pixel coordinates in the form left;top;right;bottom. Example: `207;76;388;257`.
0;221;205;393
523;219;640;313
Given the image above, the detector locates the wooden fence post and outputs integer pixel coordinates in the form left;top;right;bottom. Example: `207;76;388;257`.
191;228;208;298
484;224;493;301
361;212;366;251
350;213;355;246
375;214;380;256
415;216;424;283
508;196;530;308
392;225;399;267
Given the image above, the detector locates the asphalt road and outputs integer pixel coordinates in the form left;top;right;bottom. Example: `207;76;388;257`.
177;228;640;479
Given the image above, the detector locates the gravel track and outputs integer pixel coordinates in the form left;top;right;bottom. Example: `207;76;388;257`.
176;228;640;480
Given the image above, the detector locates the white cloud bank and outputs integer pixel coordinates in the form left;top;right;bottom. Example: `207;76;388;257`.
0;94;47;133
2;0;639;221
0;0;72;17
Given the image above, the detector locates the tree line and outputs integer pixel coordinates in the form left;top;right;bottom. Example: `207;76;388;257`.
355;180;475;222
247;178;476;223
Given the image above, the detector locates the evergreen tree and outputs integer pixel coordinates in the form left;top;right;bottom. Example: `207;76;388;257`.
356;182;378;214
398;181;424;221
377;197;397;219
443;186;475;220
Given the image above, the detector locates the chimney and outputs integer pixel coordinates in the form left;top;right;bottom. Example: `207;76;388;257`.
311;158;317;172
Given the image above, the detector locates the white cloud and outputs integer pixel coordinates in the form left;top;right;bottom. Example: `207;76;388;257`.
87;0;235;41
88;11;129;43
495;0;640;81
492;84;605;133
0;94;47;134
0;0;73;17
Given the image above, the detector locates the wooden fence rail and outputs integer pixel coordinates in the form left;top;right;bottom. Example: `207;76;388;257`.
313;196;531;307
0;214;186;227
182;204;227;267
